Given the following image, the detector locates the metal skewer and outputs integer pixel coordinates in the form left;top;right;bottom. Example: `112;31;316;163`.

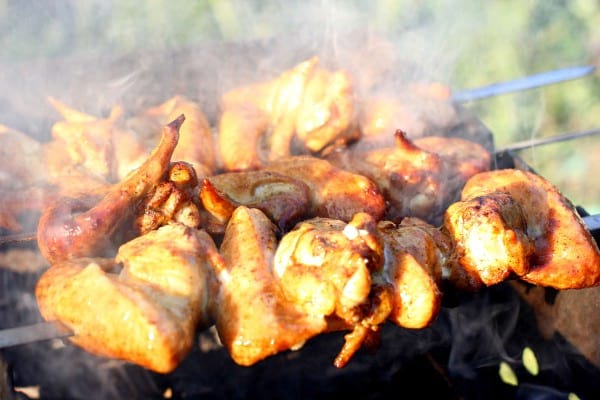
0;321;72;348
495;127;600;153
0;233;36;245
452;65;596;103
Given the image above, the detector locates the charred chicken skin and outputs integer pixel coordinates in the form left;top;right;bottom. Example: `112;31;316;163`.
36;223;219;373
328;130;490;225
445;169;600;290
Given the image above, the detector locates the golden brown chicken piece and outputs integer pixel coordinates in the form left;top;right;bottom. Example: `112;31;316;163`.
127;96;215;178
274;213;381;320
274;212;394;367
135;161;202;235
328;130;445;224
378;218;447;328
199;170;310;232
44;98;152;196
36;223;219;373
263;155;386;222
444;192;534;290
213;206;326;366
328;131;489;225
218;57;359;171
217;106;269;171
37;115;184;264
446;169;600;289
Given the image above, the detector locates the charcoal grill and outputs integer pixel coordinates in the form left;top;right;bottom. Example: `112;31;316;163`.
1;33;599;400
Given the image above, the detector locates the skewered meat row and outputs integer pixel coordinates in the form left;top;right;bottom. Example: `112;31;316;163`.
31;114;451;372
0;56;597;374
33;115;600;374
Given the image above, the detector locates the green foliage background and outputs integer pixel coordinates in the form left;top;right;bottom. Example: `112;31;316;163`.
1;0;599;212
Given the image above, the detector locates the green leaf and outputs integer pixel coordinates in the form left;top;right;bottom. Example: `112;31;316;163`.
522;347;539;376
499;361;519;386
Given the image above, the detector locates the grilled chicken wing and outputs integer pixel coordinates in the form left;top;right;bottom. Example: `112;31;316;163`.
263;155;386;222
46;97;149;185
274;212;395;367
328;131;490;225
274;213;382;320
446;169;600;289
444;192;534;290
213;206;326;366
37;115;184;264
35;223;219;373
378;218;446;328
217;105;269;171
218;57;359;171
200;170;310;231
